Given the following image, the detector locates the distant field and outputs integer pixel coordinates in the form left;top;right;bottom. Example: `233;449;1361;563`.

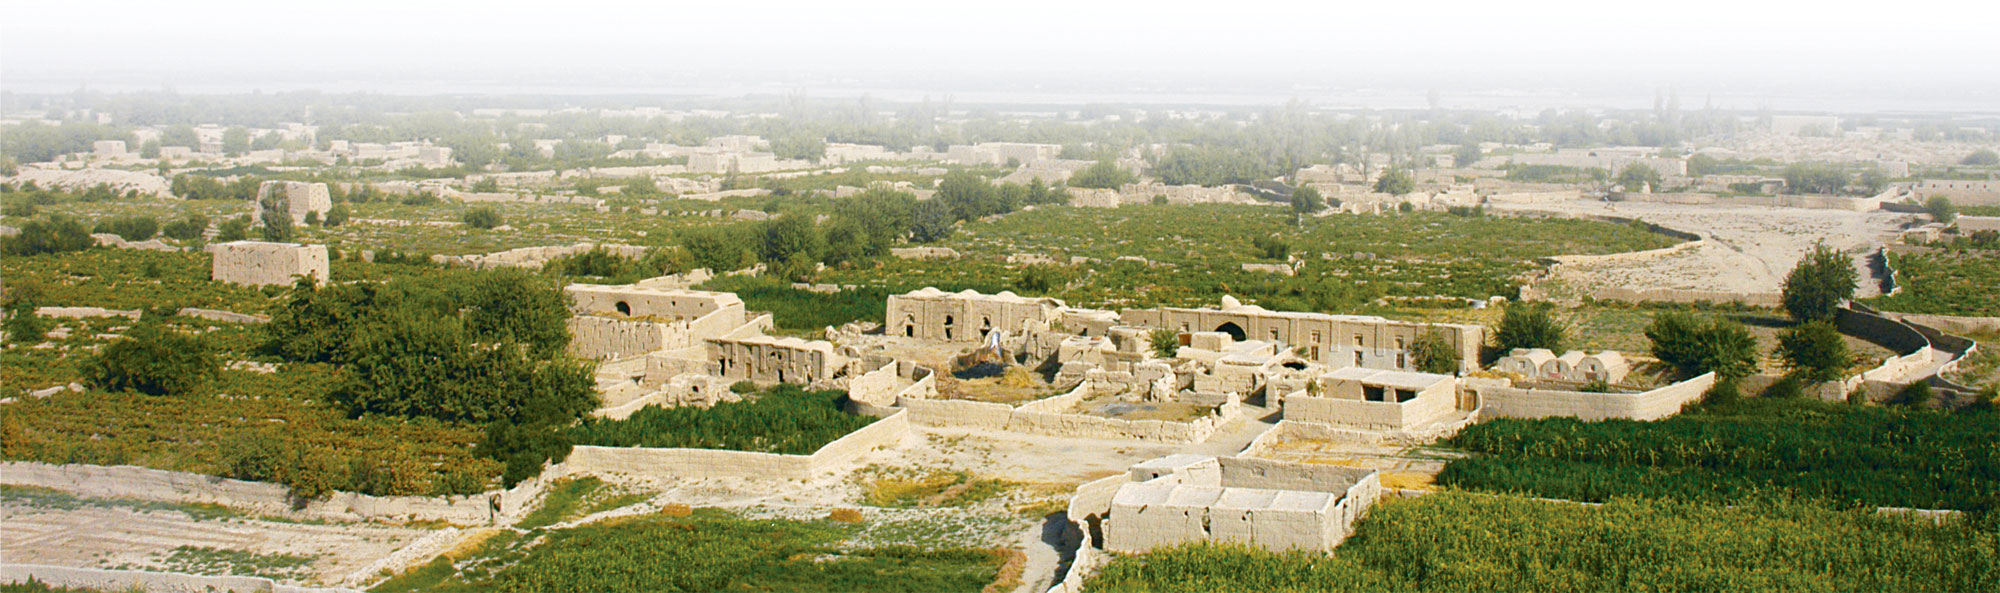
1086;492;1999;593
1437;398;2000;512
1866;251;2000;317
374;510;1006;593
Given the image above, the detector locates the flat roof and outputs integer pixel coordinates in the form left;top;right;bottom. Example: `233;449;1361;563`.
1325;367;1453;390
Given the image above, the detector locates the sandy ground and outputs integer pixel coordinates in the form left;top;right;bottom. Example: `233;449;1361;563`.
1493;200;1914;297
0;494;437;586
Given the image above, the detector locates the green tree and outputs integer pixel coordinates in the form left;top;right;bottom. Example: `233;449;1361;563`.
759;215;826;265
1290;186;1324;218
1495;303;1566;353
3;282;48;346
1616;163;1663;192
1;215;94;256
623;176;659;198
260;212;294;242
1781;163;1848;195
87;324;220;396
1454;144;1482;169
910;198;956;243
324;204;350;227
1961;149;1999;166
161;214;209;240
221;126;251;156
1778;320;1850;383
216;216;252;242
1150;329;1182;359
463;206;503;229
1069;159;1135;189
1646;312;1759;379
1925;196;1957;224
461;269;572;359
1781;243;1857;322
93;216;159;241
1411;329;1461;374
1374;168;1415;195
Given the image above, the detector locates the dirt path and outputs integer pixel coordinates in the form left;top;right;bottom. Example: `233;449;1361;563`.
1493;200;1911;298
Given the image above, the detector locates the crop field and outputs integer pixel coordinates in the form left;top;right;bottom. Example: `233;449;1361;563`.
568;384;875;454
374;510;1007;593
1086;492;2000;593
1436;398;2000;512
810;206;1682;315
1865;252;2000;316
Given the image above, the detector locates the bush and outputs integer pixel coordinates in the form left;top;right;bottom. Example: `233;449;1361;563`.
1494;303;1566;353
569;384;873;455
216;216;252;242
463;206;503;229
1410;330;1460;374
1781;243;1856;322
1;215;94;256
86;324;220;396
324;203;350;227
93;216;159;241
1645;312;1758;379
1150;329;1182;359
1888;382;1933;407
161;214;209;240
1778;320;1850;383
1068;159;1135;190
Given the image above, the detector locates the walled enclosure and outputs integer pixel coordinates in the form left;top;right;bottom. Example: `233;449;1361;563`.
707;333;847;384
1477;373;1717;421
1098;455;1382;553
1120;297;1485;374
209;241;329;287
1284;367;1457;431
564;284;746;360
885;287;1065;342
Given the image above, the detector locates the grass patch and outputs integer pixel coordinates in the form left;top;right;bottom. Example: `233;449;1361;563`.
150;546;320;581
514;477;648;530
1089;493;2000;592
860;468;1012;509
1438;397;2000;512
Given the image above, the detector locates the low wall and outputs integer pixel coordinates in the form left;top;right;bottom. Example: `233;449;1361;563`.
35;306;142;320
1046;475;1127;593
177;308;269;324
0;461;546;526
560;409;911;482
1477;373;1715;421
1;564;355;593
899;385;1238;444
1881;312;2000;335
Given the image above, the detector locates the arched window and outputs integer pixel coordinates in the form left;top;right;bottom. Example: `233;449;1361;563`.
614;301;631;315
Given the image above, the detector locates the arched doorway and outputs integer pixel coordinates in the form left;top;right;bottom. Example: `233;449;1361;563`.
1214;321;1246;342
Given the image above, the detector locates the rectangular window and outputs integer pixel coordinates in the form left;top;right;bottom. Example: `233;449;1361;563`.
1270;329;1280;341
1364;386;1386;402
1396;389;1418;402
1355;352;1364;366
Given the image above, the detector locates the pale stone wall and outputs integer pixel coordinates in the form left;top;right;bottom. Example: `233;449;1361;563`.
1101;456;1382;554
0;461;547;525
253;181;332;225
567;316;676;361
886;287;1064;342
1284;389;1453;431
707;334;844;384
557;409;909;482
1477;373;1716;420
209;241;329;287
35;306;142;320
433;243;647;269
176;308;269;324
888;247;960;259
1;564;355;593
1121;301;1484;374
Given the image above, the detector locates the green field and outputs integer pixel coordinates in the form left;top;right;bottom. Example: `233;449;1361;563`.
374;510;1006;593
1087;493;2000;593
569;384;875;455
1437;398;2000;512
1866;251;2000;316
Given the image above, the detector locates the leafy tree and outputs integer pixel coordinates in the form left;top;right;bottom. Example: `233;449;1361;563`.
93;216;159;241
1616;163;1662;192
330;311;597;425
760;215;826;265
324;203;350;227
1961;149;1999;166
622;176;659;198
216;216;252;242
680;226;757;272
1646;312;1759;379
221;126;251;156
1;215;94;256
1411;329;1461;374
1778;320;1850;383
471;178;502;193
1150;329;1182;359
1290;186;1324;218
462;206;503;229
910;198;956;243
260;211;294;242
1016;265;1066;294
3;283;48;346
461;269;572;359
87;324;220;396
1495;303;1566;353
1374;168;1415;195
303;210;323;227
161;214;209;240
1454;144;1482;168
139;140;161;159
1781;243;1856;322
479;420;575;487
1925;196;1957;224
1781;163;1849;195
1251;235;1289;260
1069;160;1135;190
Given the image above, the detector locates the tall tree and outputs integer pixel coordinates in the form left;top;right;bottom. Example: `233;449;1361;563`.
1781;243;1857;322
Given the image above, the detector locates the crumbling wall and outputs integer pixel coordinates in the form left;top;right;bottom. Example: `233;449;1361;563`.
0;461;546;526
209;241;329;287
557;410;909;482
0;564;352;593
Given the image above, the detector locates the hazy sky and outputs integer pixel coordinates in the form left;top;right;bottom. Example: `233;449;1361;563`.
5;0;1998;109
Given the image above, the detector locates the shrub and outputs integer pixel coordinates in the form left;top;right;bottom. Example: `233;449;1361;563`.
216;216;251;242
463;206;503;229
1645;312;1758;379
93;216;159;241
569;385;873;455
1888;382;1933;407
1781;243;1856;322
161;214;209;240
1410;329;1460;374
1;215;94;256
1495;303;1566;353
1150;329;1182;359
323;203;350;226
1778;320;1850;383
86;324;220;396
